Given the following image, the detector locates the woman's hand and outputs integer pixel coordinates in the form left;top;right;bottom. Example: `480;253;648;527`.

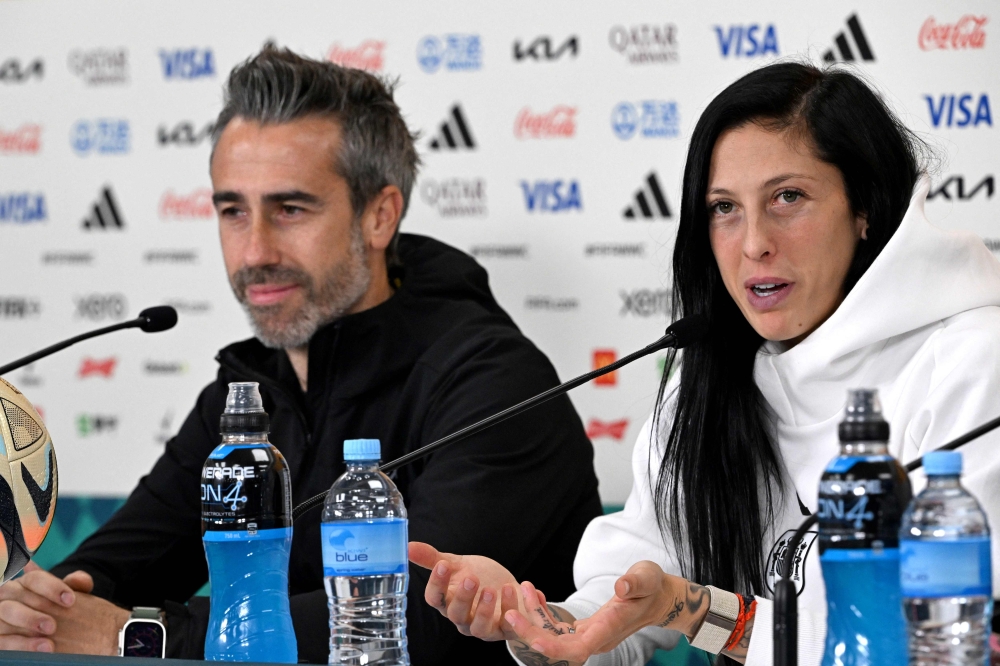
504;560;709;664
409;542;525;641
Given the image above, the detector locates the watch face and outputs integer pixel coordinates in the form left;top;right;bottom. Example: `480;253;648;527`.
123;620;165;658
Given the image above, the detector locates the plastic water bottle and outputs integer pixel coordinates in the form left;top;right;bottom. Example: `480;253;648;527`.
901;451;993;665
818;388;913;665
201;382;297;663
322;439;409;665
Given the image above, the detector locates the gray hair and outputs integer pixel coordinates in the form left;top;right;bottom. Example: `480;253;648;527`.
213;45;420;264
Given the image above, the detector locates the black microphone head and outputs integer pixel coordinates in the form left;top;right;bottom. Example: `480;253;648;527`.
666;314;708;348
138;306;178;333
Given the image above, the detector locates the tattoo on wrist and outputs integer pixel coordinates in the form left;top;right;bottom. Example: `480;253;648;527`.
658;599;684;627
510;640;570;666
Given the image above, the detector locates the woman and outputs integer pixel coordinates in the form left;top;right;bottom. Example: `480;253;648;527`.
409;62;1000;665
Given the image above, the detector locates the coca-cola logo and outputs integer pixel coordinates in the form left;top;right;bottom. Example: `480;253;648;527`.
327;40;386;72
0;124;41;154
159;188;214;219
514;105;577;139
919;15;987;50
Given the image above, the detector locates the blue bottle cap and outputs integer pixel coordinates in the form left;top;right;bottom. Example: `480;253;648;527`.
923;451;962;476
344;439;381;461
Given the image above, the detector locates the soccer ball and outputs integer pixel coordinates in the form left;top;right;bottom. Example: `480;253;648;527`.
0;377;57;583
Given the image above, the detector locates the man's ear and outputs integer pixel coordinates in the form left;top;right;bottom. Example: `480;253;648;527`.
362;185;404;252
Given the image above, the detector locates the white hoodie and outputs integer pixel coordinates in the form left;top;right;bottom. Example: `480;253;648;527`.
526;178;1000;666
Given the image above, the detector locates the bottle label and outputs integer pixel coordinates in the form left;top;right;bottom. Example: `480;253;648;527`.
817;455;912;552
203;526;292;542
201;443;293;532
322;519;408;577
900;537;992;597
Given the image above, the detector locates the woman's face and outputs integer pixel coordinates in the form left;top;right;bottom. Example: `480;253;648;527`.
707;123;867;345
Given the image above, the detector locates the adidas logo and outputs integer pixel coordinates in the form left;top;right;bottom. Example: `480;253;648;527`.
429;104;476;150
623;172;671;220
823;14;875;63
82;186;125;230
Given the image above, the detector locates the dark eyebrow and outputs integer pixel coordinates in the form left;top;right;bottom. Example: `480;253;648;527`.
262;190;322;206
707;173;814;197
212;191;244;206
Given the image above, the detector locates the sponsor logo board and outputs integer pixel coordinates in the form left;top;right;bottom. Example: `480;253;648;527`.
159;48;215;79
0;124;41;154
327;40;386;71
623;172;671;219
159;188;214;219
714;24;779;57
420;178;487;217
586;418;629;440
928;175;994;201
72;119;129;155
925;94;992;128
609;25;678;64
428;105;476;150
514;105;576;139
513;36;578;61
469;244;528;259
919;16;987;50
0;58;43;83
157;121;214;147
521;180;582;213
621;289;671;317
417;35;481;72
0;298;41;319
823;14;875;63
68;48;128;84
593;350;618;386
612;101;679;140
0;193;47;223
82;187;125;230
74;293;127;321
524;296;579;311
78;357;116;379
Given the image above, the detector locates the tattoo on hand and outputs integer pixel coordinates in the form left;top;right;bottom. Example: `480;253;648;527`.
511;640;570;666
438;592;446;610
658;599;684;627
549;605;565;623
536;606;565;635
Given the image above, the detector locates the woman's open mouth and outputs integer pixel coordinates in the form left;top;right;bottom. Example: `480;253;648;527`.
745;279;794;309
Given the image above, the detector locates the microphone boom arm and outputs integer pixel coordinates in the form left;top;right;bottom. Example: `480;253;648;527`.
291;320;702;521
0;320;136;376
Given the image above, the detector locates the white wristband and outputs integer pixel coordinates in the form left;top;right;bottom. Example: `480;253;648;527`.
689;586;739;654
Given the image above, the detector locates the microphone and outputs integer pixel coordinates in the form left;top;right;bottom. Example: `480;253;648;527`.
291;314;708;521
773;412;1000;666
0;305;179;376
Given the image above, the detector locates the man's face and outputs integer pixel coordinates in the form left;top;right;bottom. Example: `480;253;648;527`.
210;116;372;349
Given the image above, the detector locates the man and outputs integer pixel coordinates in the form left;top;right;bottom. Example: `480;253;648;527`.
0;47;602;664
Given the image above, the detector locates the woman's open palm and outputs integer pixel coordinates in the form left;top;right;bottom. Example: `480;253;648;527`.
409;541;525;641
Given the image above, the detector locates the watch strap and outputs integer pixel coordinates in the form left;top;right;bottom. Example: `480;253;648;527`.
689;586;739;654
130;606;163;621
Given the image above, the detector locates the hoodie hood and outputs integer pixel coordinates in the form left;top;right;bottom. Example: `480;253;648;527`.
754;176;1000;426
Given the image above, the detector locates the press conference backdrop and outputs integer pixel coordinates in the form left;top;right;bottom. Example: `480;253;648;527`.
0;1;996;521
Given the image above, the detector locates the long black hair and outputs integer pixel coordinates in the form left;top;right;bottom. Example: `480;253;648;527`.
654;62;925;597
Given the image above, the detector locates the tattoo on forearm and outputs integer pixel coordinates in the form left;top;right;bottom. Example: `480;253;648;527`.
510;640;570;666
658;599;684;627
723;614;754;662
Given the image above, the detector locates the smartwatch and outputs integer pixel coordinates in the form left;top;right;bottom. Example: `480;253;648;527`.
689;586;739;654
118;606;167;658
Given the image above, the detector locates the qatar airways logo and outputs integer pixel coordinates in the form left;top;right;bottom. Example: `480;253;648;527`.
514;105;576;139
0;124;41;154
919;16;987;50
327;40;385;72
159;188;214;219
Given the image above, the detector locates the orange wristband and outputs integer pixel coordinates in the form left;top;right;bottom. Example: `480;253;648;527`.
724;597;756;651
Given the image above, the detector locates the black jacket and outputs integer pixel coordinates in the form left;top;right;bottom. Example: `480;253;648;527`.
53;234;603;664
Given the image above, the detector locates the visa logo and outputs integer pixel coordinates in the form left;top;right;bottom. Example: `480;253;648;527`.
0;193;47;223
520;180;582;212
925;94;992;128
159;48;215;79
714;24;779;57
